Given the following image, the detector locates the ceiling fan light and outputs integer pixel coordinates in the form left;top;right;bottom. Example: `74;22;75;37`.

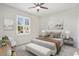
36;6;40;9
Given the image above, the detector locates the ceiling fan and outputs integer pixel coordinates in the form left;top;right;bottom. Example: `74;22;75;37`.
28;3;48;12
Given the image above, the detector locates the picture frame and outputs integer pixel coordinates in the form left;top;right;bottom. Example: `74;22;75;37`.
4;19;14;31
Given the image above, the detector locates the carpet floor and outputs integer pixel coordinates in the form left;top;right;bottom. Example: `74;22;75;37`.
15;45;79;56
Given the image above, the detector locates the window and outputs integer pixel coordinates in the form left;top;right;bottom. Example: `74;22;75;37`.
16;16;30;35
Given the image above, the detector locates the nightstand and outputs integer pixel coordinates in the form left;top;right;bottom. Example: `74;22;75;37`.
63;37;74;46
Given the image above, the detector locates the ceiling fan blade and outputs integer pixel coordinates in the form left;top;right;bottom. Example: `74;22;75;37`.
34;3;44;6
40;3;44;5
40;6;48;9
28;6;36;9
34;3;37;5
34;3;39;6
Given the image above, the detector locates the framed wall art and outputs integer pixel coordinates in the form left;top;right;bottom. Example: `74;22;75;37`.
4;19;14;31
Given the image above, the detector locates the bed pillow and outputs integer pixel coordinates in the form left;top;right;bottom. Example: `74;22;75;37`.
49;32;61;38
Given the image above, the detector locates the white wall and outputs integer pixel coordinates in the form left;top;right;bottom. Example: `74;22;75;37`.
77;16;79;48
77;5;79;48
0;7;3;40
39;8;78;47
0;4;39;45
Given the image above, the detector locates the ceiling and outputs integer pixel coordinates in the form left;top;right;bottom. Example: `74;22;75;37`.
5;3;78;17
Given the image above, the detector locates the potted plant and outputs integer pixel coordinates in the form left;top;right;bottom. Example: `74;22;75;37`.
2;35;9;46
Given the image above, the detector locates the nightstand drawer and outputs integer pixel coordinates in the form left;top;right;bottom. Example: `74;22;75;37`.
63;38;74;46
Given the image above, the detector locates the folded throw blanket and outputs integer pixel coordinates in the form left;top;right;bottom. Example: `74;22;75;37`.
43;39;60;48
37;37;61;53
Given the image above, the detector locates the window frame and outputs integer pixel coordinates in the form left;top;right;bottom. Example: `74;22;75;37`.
16;15;31;35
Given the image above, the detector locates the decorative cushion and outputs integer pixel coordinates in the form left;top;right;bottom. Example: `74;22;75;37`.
39;32;50;37
49;32;61;38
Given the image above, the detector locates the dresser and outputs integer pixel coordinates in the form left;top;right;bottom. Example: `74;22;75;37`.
0;44;16;56
0;45;12;56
